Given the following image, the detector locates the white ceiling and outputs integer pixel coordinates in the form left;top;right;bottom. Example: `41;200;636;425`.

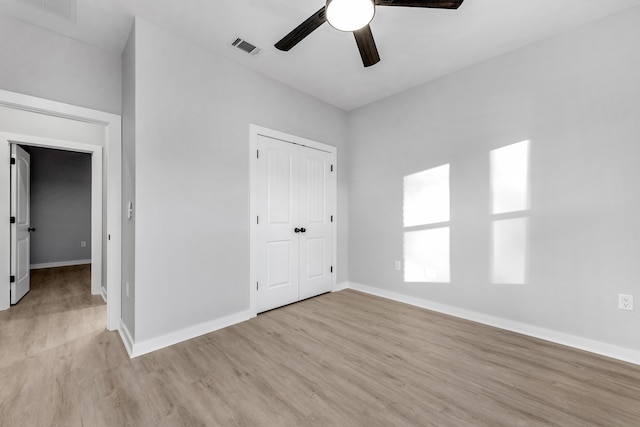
2;0;640;110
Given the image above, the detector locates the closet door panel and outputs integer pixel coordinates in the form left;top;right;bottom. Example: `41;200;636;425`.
256;135;300;312
298;148;333;300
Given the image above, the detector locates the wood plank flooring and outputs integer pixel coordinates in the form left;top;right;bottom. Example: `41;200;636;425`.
1;266;640;426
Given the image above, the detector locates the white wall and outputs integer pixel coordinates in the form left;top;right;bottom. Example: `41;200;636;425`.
0;106;106;143
130;20;348;343
0;14;122;309
347;7;640;352
0;14;121;114
121;24;136;338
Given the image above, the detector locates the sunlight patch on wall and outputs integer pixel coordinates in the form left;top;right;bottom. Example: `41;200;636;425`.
403;164;450;283
491;140;529;214
490;141;531;284
403;164;449;227
404;227;450;283
492;218;528;284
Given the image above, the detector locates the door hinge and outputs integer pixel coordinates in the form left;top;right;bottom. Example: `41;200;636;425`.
257;216;259;225
10;275;15;283
10;216;15;224
330;164;334;172
257;150;259;159
330;266;333;273
108;234;111;241
256;282;259;291
10;158;16;165
330;215;333;223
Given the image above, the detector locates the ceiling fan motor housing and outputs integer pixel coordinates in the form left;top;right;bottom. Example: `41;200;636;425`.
326;0;376;32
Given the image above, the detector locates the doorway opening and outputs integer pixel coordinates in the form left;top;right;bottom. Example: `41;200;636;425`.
9;139;102;308
10;145;94;306
0;89;122;332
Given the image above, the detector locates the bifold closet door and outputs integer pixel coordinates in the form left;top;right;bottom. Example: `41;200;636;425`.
298;146;332;300
257;136;300;313
256;135;333;313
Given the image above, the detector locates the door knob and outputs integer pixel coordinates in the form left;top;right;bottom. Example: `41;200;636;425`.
300;228;306;233
294;228;301;233
28;227;36;232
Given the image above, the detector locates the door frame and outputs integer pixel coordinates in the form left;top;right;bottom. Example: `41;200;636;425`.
0;89;121;331
249;124;337;317
7;136;102;296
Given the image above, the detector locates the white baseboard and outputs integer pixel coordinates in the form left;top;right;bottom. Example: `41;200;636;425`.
118;320;135;358
333;281;349;292
124;310;252;358
30;259;91;270
348;281;640;366
100;287;107;303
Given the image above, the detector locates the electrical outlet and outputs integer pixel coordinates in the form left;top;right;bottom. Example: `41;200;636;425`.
395;261;401;271
80;241;86;247
126;282;130;298
618;294;633;311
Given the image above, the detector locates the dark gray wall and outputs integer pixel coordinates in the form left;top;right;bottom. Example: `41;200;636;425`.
29;147;92;265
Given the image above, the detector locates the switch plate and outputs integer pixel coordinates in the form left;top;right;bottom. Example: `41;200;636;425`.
618;294;633;311
395;261;401;271
80;241;86;247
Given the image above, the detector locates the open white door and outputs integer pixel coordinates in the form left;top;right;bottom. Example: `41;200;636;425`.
10;144;31;304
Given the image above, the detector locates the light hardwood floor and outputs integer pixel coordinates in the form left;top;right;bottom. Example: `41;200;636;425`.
1;266;639;426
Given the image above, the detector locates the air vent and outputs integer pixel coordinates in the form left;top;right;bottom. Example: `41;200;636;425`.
19;0;77;21
231;38;261;56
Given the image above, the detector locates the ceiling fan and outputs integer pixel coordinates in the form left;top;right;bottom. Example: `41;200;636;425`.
275;0;465;67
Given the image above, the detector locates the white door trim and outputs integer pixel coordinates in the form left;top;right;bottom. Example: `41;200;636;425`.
6;134;102;296
249;124;337;317
0;89;122;331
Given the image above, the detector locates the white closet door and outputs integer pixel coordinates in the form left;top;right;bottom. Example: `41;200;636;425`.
298;147;333;300
256;135;300;313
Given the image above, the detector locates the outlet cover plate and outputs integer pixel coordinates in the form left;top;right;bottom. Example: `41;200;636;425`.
618;294;634;311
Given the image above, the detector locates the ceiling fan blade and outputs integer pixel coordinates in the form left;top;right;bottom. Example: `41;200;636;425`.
275;7;327;51
353;25;380;67
375;0;463;8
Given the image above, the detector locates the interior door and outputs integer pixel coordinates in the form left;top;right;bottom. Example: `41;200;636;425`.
298;147;333;300
256;135;300;312
10;144;31;304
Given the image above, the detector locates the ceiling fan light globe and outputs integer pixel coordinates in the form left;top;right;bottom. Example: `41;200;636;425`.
326;0;375;32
